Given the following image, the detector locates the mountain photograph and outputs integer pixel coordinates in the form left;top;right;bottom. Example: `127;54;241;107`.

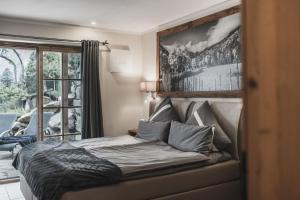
159;12;241;92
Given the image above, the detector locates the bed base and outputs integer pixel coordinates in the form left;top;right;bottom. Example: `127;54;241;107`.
20;160;242;200
21;176;241;200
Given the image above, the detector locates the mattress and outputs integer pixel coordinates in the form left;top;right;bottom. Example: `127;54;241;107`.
73;135;231;180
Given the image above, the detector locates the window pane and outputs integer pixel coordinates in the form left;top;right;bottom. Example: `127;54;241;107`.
67;80;81;106
43;51;62;79
68;53;81;79
43;80;62;107
0;48;37;114
44;108;62;136
67;108;81;134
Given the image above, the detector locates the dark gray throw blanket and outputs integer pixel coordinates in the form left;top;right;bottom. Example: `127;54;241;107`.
13;140;122;200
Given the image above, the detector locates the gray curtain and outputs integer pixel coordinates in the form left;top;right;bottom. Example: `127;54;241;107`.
81;40;104;138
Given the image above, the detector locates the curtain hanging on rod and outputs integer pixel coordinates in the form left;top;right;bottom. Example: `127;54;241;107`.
81;40;104;138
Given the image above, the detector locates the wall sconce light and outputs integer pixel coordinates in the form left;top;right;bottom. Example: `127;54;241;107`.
140;81;157;100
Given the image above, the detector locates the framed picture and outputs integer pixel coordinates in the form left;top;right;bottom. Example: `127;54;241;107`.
157;6;241;97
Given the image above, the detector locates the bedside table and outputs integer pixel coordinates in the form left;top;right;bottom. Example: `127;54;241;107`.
128;129;138;137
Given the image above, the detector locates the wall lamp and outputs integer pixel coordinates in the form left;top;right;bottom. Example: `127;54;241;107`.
140;81;157;100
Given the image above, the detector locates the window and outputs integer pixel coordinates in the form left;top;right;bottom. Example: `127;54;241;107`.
0;42;81;142
42;51;82;141
0;47;37;115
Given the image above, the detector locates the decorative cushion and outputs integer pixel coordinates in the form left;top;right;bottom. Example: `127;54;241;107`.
168;121;214;154
170;100;193;122
149;97;180;122
186;101;232;150
137;120;171;142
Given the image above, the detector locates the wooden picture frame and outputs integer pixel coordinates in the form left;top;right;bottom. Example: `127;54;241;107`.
157;6;241;98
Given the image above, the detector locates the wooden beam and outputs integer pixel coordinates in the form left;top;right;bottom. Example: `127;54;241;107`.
62;53;69;140
37;47;43;141
243;0;300;199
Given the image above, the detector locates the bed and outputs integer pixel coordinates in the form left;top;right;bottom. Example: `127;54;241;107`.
19;98;243;200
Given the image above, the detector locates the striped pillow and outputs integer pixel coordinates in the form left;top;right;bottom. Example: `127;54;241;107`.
149;97;180;122
186;101;231;150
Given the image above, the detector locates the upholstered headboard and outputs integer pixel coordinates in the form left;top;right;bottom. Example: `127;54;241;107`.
149;98;243;160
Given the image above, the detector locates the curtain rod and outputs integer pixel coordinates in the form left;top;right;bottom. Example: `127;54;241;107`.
0;33;109;46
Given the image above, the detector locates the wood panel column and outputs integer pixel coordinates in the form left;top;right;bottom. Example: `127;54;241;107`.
243;0;300;199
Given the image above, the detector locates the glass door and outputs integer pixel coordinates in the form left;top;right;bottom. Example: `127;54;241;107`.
41;50;82;141
0;43;81;181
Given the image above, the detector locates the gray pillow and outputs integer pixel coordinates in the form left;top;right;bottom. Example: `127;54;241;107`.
137;120;171;142
168;121;214;154
186;101;231;150
149;97;180;122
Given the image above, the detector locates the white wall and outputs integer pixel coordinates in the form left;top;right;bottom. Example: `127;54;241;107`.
141;31;157;82
0;19;144;136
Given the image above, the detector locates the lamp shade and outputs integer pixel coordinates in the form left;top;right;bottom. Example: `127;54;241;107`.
140;81;156;92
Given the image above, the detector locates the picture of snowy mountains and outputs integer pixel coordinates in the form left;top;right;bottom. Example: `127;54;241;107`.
159;12;241;93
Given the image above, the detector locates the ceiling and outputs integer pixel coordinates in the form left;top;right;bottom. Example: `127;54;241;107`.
0;0;227;34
